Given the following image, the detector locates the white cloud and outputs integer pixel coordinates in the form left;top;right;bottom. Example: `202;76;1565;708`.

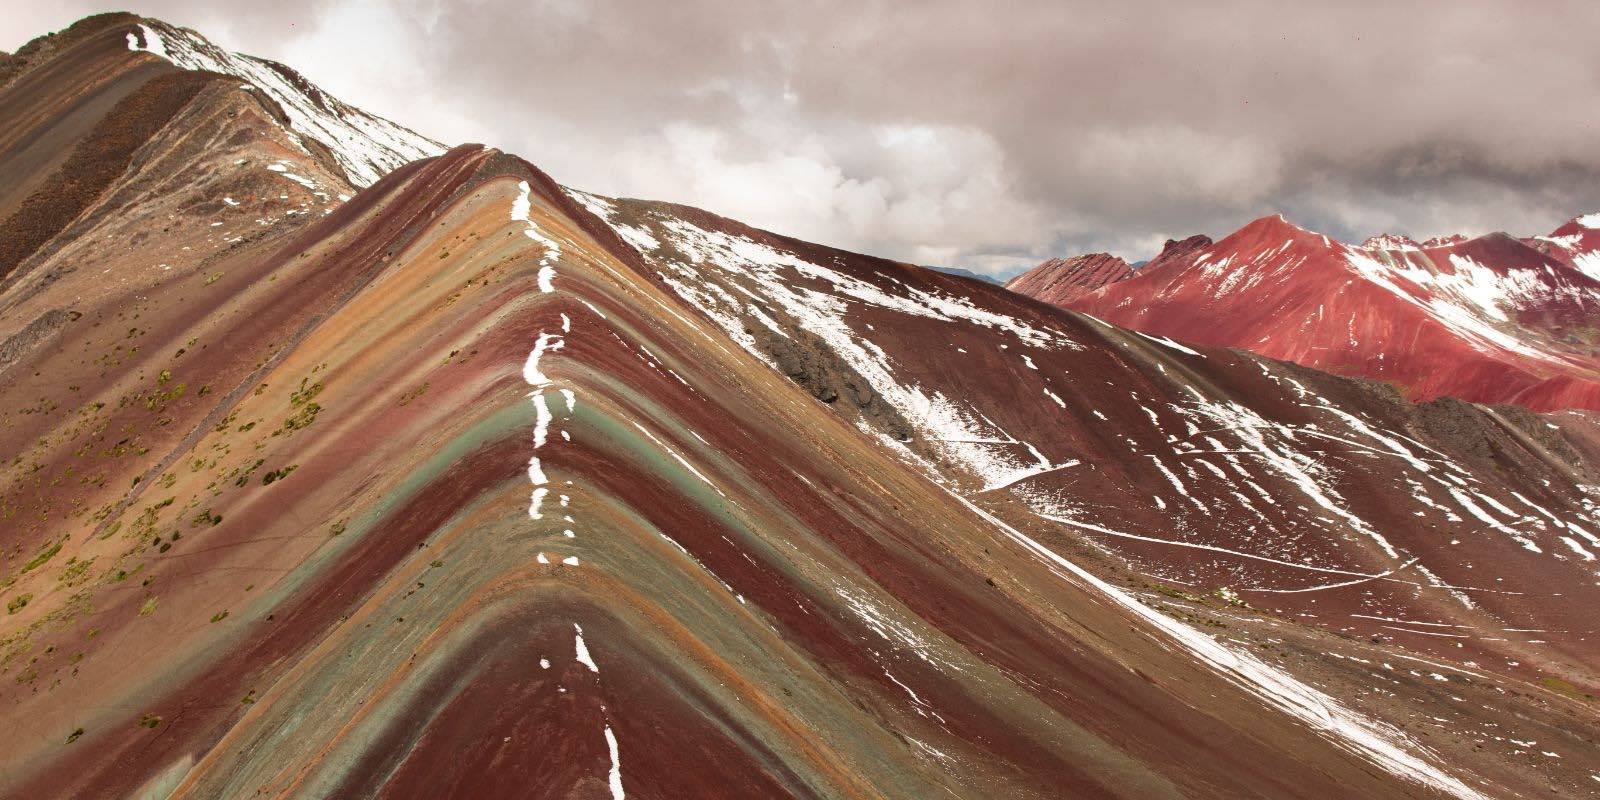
602;118;1046;270
1075;125;1283;204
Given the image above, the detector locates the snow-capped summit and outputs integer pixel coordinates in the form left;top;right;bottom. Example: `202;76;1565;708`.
125;19;443;187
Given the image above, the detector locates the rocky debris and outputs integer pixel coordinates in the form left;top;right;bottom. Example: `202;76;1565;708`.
1487;403;1592;474
745;317;915;441
1267;342;1591;475
1413;396;1505;463
0;309;76;375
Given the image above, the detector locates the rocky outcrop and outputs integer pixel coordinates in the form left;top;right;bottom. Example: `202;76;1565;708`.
1141;233;1212;273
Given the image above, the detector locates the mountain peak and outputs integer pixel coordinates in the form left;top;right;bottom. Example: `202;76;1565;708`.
1360;233;1421;251
1240;212;1321;239
1143;234;1213;273
1202;214;1341;260
1420;233;1469;248
1006;251;1133;303
1550;212;1600;238
121;18;444;187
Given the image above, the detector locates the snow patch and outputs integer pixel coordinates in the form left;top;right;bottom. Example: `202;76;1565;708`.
573;624;599;671
129;20;442;186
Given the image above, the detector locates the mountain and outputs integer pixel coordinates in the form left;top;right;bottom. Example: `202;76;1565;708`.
1019;213;1600;412
1003;252;1135;304
1144;232;1215;271
1361;233;1423;251
1007;235;1214;304
1541;212;1600;280
121;19;443;188
2;13;1599;799
928;264;1004;285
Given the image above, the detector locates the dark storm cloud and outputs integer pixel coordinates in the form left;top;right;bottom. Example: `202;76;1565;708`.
7;0;1600;275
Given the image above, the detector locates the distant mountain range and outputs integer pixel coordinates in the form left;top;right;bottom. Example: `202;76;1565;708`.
927;264;1005;285
1011;214;1600;411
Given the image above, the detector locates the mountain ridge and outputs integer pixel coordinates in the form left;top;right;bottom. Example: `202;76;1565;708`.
1003;252;1134;304
1015;210;1600;412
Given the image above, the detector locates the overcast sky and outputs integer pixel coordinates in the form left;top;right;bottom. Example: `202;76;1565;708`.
7;1;1600;276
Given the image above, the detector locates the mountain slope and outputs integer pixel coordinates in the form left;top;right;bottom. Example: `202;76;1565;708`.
0;147;1478;799
1541;212;1600;282
2;14;1598;800
1019;214;1600;412
568;194;1600;795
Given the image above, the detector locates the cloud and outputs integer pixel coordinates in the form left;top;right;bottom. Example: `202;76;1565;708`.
6;0;1600;275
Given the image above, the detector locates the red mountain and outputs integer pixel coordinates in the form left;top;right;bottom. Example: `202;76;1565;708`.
1005;235;1214;304
1018;213;1600;411
1539;212;1600;280
1003;252;1134;303
1142;232;1214;272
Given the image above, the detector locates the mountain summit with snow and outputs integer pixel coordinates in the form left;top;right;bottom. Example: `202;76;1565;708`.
122;19;443;187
